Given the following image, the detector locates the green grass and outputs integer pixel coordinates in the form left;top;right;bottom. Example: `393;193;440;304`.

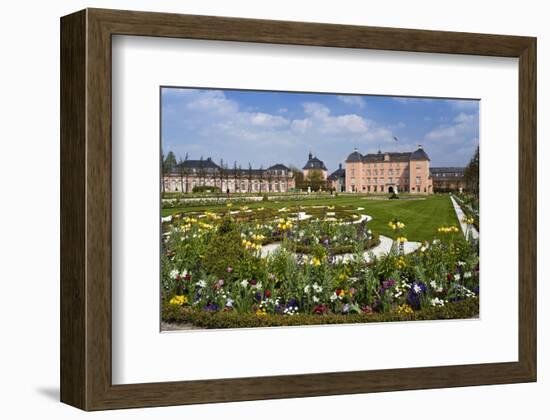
162;194;459;243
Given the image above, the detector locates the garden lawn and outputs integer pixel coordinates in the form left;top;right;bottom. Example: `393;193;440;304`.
162;194;458;243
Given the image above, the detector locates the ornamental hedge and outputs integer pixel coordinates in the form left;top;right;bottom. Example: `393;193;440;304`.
162;297;479;329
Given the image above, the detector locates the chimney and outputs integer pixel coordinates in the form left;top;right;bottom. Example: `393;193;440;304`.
308;152;312;160
418;144;423;149
339;163;342;169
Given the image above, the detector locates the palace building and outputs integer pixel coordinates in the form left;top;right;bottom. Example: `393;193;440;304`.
163;157;295;193
328;163;346;192
344;146;433;194
302;152;328;180
430;167;465;192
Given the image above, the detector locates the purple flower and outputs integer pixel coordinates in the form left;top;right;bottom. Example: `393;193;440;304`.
249;279;257;286
407;281;426;309
202;303;219;312
254;291;262;302
227;266;233;273
342;303;350;314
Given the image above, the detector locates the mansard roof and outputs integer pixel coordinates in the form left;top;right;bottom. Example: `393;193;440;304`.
346;150;363;163
303;153;327;171
410;146;430;161
267;163;291;171
361;152;411;162
179;157;220;169
430;167;465;178
328;164;346;180
346;146;431;163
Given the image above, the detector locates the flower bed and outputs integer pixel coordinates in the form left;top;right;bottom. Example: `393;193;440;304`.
161;207;479;328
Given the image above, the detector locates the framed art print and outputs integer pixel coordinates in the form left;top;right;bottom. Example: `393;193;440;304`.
60;8;536;410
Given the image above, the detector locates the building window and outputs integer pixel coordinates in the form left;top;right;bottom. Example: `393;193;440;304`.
416;176;421;185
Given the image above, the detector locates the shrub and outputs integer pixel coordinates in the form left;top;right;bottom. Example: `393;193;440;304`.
192;185;222;194
201;217;247;281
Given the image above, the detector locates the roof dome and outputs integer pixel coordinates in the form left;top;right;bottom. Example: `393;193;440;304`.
410;145;430;161
346;149;363;162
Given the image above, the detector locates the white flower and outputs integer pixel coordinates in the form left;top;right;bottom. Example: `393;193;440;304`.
330;293;338;302
430;280;437;289
313;296;319;303
457;261;466;266
169;269;179;279
454;274;461;281
464;271;472;279
196;280;207;288
304;285;311;294
430;297;445;307
312;283;323;293
226;299;234;307
240;280;248;288
413;284;422;294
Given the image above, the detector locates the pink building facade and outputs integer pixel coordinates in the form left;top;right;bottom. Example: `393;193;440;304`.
344;146;433;194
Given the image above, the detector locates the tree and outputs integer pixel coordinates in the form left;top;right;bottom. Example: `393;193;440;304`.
163;151;177;172
247;163;253;193
259;165;264;193
305;169;326;191
219;158;225;191
289;165;304;190
463;146;479;196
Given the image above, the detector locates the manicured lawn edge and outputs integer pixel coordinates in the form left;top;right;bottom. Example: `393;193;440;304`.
163;297;479;329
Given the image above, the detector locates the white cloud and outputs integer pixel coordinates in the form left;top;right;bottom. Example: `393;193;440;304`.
249;112;289;128
453;112;475;123
337;95;366;108
292;102;371;135
447;99;479;110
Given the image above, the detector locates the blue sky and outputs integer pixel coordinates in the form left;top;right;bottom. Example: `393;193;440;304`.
161;87;479;173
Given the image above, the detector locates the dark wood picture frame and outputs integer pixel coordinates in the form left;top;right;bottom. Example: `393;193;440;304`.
60;8;537;411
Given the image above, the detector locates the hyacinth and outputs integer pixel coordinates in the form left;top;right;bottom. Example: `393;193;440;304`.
396;236;408;243
255;308;267;316
462;216;475;225
202;303;219;312
313;304;329;315
438;226;460;233
169;295;188;306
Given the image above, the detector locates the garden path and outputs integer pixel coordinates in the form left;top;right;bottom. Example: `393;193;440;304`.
260;235;421;262
450;196;479;240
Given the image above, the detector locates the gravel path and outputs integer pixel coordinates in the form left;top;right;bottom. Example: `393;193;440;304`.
260;235;421;262
450;195;479;240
